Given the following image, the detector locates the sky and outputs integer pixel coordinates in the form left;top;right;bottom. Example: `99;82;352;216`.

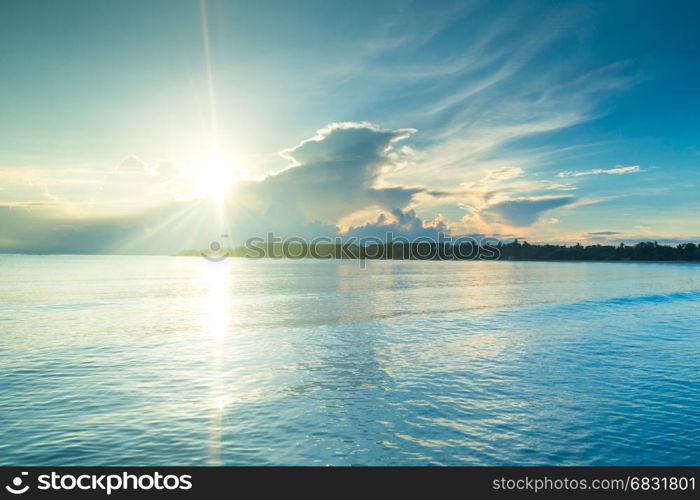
1;0;699;254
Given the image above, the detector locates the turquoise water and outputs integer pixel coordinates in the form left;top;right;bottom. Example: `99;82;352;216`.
1;255;699;465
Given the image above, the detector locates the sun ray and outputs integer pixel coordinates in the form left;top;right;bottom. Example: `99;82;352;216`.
199;0;219;151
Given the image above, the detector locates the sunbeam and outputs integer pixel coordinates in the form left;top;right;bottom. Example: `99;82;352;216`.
199;0;219;151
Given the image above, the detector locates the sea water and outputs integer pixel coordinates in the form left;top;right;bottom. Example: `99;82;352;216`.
1;255;698;465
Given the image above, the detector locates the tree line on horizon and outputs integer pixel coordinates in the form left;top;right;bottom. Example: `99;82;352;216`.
182;240;700;261
495;240;700;261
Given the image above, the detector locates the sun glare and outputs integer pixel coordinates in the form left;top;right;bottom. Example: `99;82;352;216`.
197;153;237;203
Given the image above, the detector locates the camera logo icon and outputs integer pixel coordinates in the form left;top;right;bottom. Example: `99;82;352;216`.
5;472;29;495
201;234;230;262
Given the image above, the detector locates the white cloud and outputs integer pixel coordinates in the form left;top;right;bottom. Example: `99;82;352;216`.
557;165;641;178
116;155;150;174
223;122;428;240
0;171;57;206
344;208;448;240
481;167;524;183
546;182;578;191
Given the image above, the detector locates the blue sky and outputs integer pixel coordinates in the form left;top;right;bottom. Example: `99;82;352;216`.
1;0;699;253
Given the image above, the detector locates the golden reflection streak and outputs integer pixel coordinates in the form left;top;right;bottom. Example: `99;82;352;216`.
201;259;231;464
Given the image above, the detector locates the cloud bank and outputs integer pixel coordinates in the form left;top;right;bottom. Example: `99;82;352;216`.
0;122;642;253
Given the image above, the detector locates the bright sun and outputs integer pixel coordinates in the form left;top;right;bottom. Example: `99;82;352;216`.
197;153;237;203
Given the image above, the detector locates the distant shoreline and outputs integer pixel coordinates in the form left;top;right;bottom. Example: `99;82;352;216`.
182;240;700;263
2;240;700;262
2;252;700;264
182;254;700;264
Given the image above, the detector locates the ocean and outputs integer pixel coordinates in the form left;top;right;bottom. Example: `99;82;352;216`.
1;255;698;465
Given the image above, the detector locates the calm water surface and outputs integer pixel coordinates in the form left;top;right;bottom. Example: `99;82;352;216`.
1;255;699;465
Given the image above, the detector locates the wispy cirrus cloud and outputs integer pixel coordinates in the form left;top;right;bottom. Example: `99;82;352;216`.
546;182;578;191
557;165;641;178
